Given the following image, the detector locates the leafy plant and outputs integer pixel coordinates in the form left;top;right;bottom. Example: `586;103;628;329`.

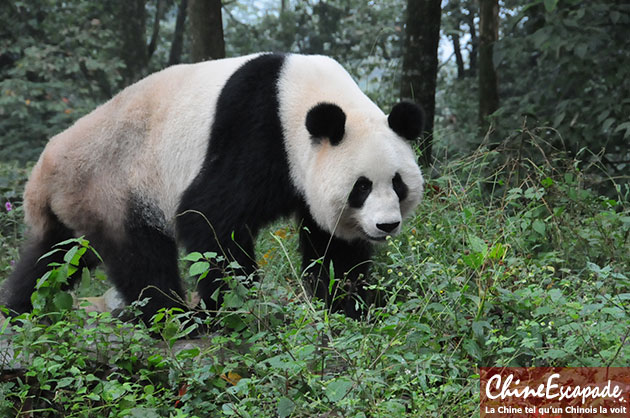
1;148;629;415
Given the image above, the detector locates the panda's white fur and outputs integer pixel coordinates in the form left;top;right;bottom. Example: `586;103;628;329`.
25;54;259;240
278;55;423;241
4;53;424;320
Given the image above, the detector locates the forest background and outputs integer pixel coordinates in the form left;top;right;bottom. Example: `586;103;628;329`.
0;1;629;417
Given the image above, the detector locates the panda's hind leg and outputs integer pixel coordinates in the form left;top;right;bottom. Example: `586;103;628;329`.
92;212;187;324
1;210;87;316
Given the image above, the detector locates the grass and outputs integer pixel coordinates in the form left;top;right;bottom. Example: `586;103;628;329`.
0;145;629;417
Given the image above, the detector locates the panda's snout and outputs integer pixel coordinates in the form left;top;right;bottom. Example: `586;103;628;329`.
376;221;400;233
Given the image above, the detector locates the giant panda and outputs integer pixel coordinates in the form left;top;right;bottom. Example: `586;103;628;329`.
1;53;424;321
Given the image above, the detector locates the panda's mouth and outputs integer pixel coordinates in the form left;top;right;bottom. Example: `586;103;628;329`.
363;232;388;242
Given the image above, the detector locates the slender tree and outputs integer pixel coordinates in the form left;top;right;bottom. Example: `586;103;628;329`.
443;0;465;79
189;0;225;62
116;0;148;85
465;3;478;76
478;0;499;131
400;0;442;167
451;33;465;79
168;0;188;65
147;0;164;60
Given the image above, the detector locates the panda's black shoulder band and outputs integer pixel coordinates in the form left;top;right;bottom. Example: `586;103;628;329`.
305;102;346;146
388;101;424;141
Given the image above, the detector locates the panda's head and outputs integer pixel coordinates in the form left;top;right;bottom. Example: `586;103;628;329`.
303;101;425;242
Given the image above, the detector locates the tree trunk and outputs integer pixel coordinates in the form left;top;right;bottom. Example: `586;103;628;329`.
452;33;465;79
188;0;225;62
147;0;164;60
117;0;148;85
465;4;478;76
400;0;442;167
478;0;499;131
168;0;188;65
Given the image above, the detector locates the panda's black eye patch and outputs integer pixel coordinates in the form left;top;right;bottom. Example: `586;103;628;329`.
392;172;408;201
348;176;372;208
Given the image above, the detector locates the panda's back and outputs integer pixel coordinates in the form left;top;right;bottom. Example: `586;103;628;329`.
26;54;261;235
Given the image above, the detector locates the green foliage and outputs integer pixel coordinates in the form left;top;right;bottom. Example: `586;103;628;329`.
1;1;629;415
0;0;182;163
0;162;28;279
0;241;176;417
2;150;628;416
437;1;630;187
494;1;630;173
0;1;126;162
411;149;630;370
29;237;102;319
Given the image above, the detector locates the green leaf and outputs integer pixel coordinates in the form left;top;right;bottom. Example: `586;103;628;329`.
533;305;554;316
468;235;488;255
544;0;558;12
63;245;79;264
381;400;406;414
545;348;567;360
56;376;74;389
552;112;565;127
462;253;484;269
54;237;85;247
277;397;296;418
548;288;563;303
127;408;160;418
574;44;588;59
177;347;201;359
602;117;616;133
189;261;210;277
223;291;244;308
227;260;242;270
463;339;481;361
222;403;236;415
610;10;620;24
79;267;91;292
182;252;203;262
541;177;554;188
614;121;630;139
53;291;73;311
326;377;353;403
86;392;101;401
38;248;63;263
472;321;490;338
35;270;53;290
328;263;336;294
162;321;179;342
488;242;507;261
147;354;165;368
532;219;546;236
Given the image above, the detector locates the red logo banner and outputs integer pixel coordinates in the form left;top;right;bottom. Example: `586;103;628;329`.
480;368;630;417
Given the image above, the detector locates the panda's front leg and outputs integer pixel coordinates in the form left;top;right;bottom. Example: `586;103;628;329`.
195;233;257;313
177;210;258;313
299;212;374;319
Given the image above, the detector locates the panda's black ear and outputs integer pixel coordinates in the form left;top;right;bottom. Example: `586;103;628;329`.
388;101;425;141
305;102;346;146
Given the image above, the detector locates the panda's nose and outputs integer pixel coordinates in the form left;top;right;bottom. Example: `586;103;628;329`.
376;222;400;233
